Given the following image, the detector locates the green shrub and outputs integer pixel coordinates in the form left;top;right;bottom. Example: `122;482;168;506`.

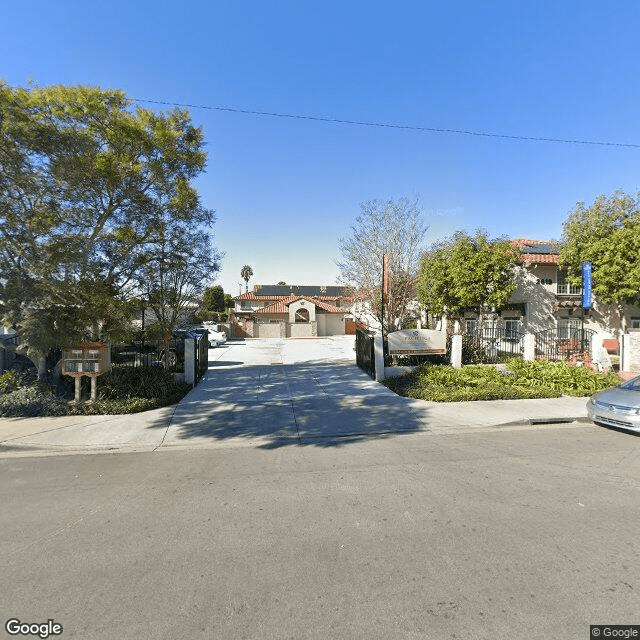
69;397;170;415
97;365;189;401
0;387;68;417
383;359;620;402
506;359;621;396
0;370;25;395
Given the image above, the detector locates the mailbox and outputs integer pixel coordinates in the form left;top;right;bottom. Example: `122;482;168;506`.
62;342;109;377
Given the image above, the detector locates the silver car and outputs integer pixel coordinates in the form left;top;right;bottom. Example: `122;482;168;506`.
587;375;640;433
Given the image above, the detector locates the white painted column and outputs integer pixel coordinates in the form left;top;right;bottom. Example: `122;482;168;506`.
451;334;462;369
374;335;385;382
523;333;535;361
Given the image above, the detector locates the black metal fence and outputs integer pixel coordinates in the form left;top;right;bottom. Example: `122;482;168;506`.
534;328;595;362
461;327;524;364
355;329;375;378
111;338;185;372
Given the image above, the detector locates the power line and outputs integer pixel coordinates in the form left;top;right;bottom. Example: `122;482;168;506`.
133;97;640;149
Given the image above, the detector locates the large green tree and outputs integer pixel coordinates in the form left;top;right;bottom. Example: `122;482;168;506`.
0;81;215;376
417;230;521;324
560;190;640;332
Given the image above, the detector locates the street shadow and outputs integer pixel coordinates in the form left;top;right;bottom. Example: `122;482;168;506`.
146;359;429;449
206;360;244;367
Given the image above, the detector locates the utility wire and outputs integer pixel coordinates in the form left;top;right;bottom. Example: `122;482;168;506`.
134;97;640;149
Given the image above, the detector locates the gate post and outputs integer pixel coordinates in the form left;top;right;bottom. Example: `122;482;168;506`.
374;335;385;381
523;333;535;361
184;337;196;386
451;334;462;369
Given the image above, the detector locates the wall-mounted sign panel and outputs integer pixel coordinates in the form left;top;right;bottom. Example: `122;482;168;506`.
387;329;446;355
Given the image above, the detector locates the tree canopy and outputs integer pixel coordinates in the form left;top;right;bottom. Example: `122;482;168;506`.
0;81;218;372
417;230;521;319
203;285;226;314
559;191;640;321
336;197;428;332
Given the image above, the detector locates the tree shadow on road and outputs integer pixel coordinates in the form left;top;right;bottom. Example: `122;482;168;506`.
146;360;428;449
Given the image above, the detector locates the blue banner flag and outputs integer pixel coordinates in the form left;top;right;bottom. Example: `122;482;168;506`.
582;262;592;309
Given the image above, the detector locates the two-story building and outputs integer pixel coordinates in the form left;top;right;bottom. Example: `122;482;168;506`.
231;285;356;338
456;240;640;339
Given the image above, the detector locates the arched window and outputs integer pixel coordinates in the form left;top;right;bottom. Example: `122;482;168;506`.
295;308;310;323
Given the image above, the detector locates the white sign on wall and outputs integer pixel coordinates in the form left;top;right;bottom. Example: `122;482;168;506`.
387;329;446;355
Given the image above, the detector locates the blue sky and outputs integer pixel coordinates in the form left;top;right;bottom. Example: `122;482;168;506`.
3;1;640;297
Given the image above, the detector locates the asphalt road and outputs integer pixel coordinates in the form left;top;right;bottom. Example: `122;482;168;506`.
2;423;639;640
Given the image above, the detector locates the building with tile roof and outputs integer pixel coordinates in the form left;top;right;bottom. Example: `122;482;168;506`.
453;240;640;341
231;285;356;338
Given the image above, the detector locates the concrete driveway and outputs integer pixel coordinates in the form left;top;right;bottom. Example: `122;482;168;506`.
162;336;428;449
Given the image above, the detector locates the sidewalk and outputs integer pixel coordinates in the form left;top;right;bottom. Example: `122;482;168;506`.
0;339;594;458
0;392;591;459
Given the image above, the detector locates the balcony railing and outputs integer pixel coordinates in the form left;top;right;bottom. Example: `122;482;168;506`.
556;284;582;295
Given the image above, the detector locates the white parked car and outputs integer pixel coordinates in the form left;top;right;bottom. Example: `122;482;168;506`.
202;322;227;346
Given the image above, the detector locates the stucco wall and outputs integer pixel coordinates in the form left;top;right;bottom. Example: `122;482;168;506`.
256;322;285;338
289;322;316;338
288;299;316;323
323;315;345;336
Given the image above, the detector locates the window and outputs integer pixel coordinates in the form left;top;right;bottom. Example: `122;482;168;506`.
630;318;640;329
241;300;252;310
556;270;581;295
295;308;310;323
537;278;553;285
504;318;521;340
558;319;581;340
465;318;477;336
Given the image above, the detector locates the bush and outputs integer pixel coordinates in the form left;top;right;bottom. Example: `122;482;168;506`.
96;365;190;402
383;359;620;402
69;397;172;415
505;359;621;396
0;386;68;417
0;370;25;395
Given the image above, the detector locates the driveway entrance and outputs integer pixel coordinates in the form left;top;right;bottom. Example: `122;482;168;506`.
163;337;426;448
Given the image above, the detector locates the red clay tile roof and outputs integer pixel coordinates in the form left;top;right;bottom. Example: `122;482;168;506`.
233;291;342;302
254;296;344;314
511;239;561;265
234;292;291;301
520;253;560;265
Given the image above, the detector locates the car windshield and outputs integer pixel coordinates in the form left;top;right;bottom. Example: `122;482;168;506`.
619;376;640;391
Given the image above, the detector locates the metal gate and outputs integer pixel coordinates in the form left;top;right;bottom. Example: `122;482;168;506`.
355;329;375;378
535;328;595;361
462;327;524;364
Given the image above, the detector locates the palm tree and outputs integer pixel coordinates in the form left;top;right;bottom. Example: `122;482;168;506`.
240;265;254;293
